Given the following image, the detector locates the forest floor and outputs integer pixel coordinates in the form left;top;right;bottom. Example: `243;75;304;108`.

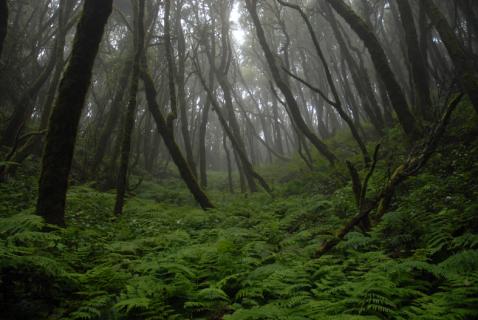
1;105;478;320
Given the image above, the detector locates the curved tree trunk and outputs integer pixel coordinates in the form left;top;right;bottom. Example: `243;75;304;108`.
141;69;214;210
245;0;337;165
278;0;370;166
422;0;478;115
396;0;433;121
36;0;114;226
324;0;421;139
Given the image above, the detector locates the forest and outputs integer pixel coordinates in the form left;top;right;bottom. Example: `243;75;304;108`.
0;0;477;319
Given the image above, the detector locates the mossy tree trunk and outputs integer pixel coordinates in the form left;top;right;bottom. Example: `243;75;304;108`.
324;0;421;139
113;0;145;216
422;0;478;115
36;0;113;227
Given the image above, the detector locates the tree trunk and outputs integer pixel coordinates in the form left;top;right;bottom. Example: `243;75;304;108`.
223;132;234;193
396;0;433;121
324;0;421;139
176;15;197;178
36;0;113;226
245;0;337;165
90;62;131;177
114;0;145;216
141;69;214;210
422;0;478;114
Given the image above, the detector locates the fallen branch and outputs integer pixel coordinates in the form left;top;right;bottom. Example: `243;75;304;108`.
315;94;464;258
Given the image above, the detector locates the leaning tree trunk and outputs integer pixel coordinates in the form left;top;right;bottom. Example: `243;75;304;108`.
396;0;433;122
90;62;131;177
141;69;214;210
324;0;421;139
278;0;370;166
245;0;337;165
36;0;113;227
114;0;145;216
422;0;478;115
322;3;385;134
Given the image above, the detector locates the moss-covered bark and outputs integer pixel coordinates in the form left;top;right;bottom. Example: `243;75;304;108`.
36;0;113;226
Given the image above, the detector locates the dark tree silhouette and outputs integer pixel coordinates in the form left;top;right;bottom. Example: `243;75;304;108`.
36;0;113;226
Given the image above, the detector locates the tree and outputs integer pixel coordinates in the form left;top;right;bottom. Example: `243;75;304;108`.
422;0;478;115
36;0;114;226
114;0;145;216
395;0;433;121
245;0;338;166
324;0;421;139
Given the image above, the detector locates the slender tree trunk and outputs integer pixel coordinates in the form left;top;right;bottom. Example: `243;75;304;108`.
196;65;272;194
271;94;284;155
322;4;385;134
245;0;337;165
396;0;433;121
36;0;113;226
422;0;478;114
1;48;57;147
198;90;211;189
142;68;214;209
223;132;233;193
176;15;197;178
114;0;145;216
7;0;74;172
90;62;131;176
278;0;370;165
324;0;421;139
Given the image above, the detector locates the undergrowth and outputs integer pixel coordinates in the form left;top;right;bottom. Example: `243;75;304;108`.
1;109;477;319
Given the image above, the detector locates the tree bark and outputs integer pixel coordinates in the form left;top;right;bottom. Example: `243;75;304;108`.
396;0;433;121
141;68;214;210
36;0;113;226
422;0;478;114
324;0;421;139
245;0;337;165
176;13;197;178
90;62;131;177
114;0;145;216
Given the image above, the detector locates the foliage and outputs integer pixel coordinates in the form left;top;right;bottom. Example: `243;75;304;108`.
1;122;477;319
